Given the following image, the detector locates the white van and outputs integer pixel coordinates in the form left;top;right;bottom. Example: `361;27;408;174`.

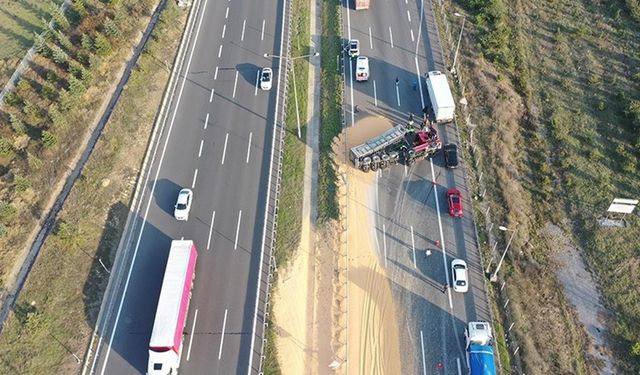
355;56;369;81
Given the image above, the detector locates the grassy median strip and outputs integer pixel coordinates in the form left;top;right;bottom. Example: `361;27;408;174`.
0;2;186;372
317;0;342;222
263;0;311;373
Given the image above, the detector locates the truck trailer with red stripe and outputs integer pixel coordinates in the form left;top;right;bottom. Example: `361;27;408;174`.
147;240;198;375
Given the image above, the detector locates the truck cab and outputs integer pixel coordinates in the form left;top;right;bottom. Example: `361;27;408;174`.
465;321;497;375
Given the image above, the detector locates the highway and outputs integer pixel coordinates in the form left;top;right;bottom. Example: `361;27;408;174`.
89;0;285;374
341;0;491;373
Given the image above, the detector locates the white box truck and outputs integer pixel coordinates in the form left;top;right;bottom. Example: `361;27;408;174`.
147;240;198;375
426;71;455;122
355;0;370;10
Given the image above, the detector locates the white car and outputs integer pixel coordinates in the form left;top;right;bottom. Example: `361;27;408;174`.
348;39;360;58
174;188;193;221
451;259;469;293
260;67;273;90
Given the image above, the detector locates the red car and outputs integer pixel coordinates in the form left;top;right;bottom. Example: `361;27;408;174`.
446;189;463;217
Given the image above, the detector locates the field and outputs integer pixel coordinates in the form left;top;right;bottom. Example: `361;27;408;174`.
0;0;65;86
0;1;187;372
448;0;640;372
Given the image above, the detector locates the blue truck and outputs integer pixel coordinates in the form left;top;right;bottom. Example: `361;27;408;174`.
466;321;498;375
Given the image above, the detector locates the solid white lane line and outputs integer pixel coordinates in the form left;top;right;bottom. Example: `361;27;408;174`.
218;309;228;360
457;358;462;375
261;19;265;40
346;0;355;127
411;225;417;267
218;44;223;58
234;210;242;250
254;70;260;96
368;26;373;49
415;57;426;107
241;19;246;41
410;29;415;42
99;0;210;371
396;84;401;106
221;133;229;165
246;132;252;163
407;10;411;22
206;211;216;250
232;70;238;98
214;66;219;80
382;224;388;267
186;309;199;361
430;158;453;309
204;113;209;129
198;139;204;157
192;169;198;188
404;164;407;176
373;80;378;106
209;88;214;102
225;6;229;19
389;26;394;48
222;24;226;39
415;0;424;55
420;331;427;375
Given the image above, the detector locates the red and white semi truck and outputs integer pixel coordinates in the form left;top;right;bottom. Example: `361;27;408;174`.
147;240;198;375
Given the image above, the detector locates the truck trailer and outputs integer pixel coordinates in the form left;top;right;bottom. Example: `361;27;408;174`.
355;0;370;10
147;240;198;375
349;115;442;172
425;70;455;122
465;321;497;375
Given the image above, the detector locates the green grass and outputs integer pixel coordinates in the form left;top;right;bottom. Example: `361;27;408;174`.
317;0;342;222
0;0;65;84
449;0;640;372
0;1;186;372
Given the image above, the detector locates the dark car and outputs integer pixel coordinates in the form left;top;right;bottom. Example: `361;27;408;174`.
444;143;459;168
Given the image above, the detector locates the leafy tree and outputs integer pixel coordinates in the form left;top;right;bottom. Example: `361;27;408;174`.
81;33;93;50
51;8;70;30
104;17;121;39
50;44;68;65
72;0;88;19
68;75;86;97
41;130;58;148
9;114;27;135
48;104;67;129
94;33;112;56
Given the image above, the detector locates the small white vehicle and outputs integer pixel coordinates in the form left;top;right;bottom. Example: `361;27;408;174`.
355;56;369;81
174;188;193;221
260;67;273;90
451;258;469;293
348;39;360;58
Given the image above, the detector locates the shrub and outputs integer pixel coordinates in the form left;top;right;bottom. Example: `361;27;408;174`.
88;53;101;69
16;78;32;93
45;69;58;83
0;224;7;237
104;18;121;39
28;153;43;170
22;100;40;123
10;114;27;135
0;201;17;222
0;137;14;156
48;104;67;129
81;33;93;50
14;176;32;192
72;0;88;19
54;30;74;51
41;130;58;148
68;75;86;97
52;8;70;30
59;89;75;112
51;44;68;65
34;32;47;54
3;92;22;107
42;83;57;101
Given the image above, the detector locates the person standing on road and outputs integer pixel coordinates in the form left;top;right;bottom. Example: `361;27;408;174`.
441;283;448;294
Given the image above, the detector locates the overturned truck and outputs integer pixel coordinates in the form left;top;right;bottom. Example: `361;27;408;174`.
349;118;442;172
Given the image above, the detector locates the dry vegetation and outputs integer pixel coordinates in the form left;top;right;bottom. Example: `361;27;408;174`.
0;0;186;372
452;0;640;373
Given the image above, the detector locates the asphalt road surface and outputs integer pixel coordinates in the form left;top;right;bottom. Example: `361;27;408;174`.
341;0;491;374
89;0;285;374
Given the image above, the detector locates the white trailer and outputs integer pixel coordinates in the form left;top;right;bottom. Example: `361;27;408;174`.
426;71;455;122
147;240;198;375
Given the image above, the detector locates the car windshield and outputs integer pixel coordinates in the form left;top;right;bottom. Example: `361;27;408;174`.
351;42;357;49
176;203;187;210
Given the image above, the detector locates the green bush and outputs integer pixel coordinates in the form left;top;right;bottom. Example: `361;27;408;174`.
81;34;93;50
0;201;17;222
28;153;43;170
41;131;58;148
4;92;22;107
48;105;67;129
52;7;70;30
0;137;14;156
94;33;112;56
14;176;32;192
